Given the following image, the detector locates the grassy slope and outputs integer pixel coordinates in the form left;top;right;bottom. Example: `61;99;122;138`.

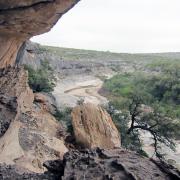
40;45;180;64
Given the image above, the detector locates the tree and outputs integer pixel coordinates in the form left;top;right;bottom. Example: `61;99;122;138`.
127;95;180;159
106;103;147;156
102;62;180;159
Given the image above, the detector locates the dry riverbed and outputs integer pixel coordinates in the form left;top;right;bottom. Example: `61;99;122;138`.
53;75;108;109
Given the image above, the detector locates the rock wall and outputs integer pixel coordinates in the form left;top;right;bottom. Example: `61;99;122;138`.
0;67;68;173
18;41;117;77
0;0;80;68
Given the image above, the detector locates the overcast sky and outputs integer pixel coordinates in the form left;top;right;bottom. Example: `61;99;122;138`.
31;0;180;53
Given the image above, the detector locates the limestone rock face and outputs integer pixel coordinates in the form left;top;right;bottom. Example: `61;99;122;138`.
0;0;80;68
0;66;68;173
71;103;121;149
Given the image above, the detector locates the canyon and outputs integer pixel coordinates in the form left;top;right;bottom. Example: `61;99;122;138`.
0;1;180;179
20;41;180;170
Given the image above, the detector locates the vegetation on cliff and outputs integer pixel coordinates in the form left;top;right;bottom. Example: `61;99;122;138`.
54;107;73;133
25;61;57;93
102;62;180;157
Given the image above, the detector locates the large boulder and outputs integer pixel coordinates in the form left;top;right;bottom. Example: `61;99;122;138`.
71;103;121;149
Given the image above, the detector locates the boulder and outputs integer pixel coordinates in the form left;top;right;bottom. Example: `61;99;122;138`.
34;92;57;114
71;103;121;149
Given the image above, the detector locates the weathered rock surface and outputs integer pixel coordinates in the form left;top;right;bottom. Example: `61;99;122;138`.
0;66;68;173
62;148;180;180
34;92;57;114
0;163;59;180
0;148;179;180
71;103;121;149
0;95;17;137
0;0;80;68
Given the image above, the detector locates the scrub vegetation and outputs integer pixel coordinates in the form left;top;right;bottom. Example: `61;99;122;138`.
25;60;57;93
102;62;180;158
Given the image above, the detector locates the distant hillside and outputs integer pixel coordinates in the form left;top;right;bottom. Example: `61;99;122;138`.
40;45;180;63
18;41;180;77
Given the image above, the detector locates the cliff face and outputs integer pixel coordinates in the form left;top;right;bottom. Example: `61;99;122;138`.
0;67;68;173
0;0;80;68
18;41;137;77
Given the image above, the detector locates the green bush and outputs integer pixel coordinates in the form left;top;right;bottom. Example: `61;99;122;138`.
102;67;180;118
25;61;57;93
54;107;73;133
102;64;180;156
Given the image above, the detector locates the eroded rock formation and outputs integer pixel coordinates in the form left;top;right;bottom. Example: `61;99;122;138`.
1;148;179;179
0;0;80;68
71;103;121;149
62;148;180;180
0;66;68;173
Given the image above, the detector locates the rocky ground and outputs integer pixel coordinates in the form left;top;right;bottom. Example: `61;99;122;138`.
0;148;180;179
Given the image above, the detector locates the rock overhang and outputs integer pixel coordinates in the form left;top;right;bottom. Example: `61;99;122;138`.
0;0;80;68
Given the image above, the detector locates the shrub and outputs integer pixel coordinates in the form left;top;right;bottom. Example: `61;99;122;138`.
54;107;73;134
25;60;57;92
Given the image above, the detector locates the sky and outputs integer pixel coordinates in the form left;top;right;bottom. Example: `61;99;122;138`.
31;0;180;53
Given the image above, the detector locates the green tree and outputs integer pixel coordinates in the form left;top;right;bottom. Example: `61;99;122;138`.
127;95;180;159
106;103;147;156
102;65;180;158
